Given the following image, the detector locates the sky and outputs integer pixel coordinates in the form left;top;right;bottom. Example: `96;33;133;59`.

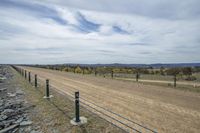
0;0;200;64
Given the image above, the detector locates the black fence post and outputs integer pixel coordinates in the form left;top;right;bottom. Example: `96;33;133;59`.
111;70;114;79
75;91;80;122
46;79;50;98
174;75;177;87
35;74;37;88
28;72;31;83
94;69;97;77
25;70;27;79
22;69;23;75
136;72;139;82
82;69;84;75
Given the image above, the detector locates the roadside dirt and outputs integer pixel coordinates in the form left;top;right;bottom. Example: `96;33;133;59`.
21;66;200;133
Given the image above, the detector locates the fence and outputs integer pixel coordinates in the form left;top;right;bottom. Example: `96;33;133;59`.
31;65;200;89
12;66;158;133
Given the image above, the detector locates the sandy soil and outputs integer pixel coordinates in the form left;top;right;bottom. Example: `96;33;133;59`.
20;66;200;133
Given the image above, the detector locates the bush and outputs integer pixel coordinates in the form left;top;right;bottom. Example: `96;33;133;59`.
165;68;180;76
185;76;197;81
75;66;82;73
182;67;192;76
62;67;68;72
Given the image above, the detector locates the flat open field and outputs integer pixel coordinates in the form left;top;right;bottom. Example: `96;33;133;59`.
20;66;200;133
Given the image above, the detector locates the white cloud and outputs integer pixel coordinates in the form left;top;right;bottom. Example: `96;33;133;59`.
0;0;200;64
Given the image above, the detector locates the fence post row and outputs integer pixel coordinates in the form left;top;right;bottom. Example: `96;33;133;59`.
75;91;80;122
15;67;53;99
35;74;37;88
28;72;31;82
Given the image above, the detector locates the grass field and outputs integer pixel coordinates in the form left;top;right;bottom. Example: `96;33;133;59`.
19;66;200;133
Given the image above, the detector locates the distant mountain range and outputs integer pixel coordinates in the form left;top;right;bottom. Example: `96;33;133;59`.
18;63;200;68
61;63;200;68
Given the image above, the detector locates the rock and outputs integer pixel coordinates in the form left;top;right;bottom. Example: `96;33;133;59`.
2;109;14;116
20;121;32;127
23;126;32;132
7;93;16;97
4;101;23;109
0;114;8;121
0;66;40;132
0;123;19;133
34;126;40;130
0;76;6;80
21;114;27;119
16;90;24;95
14;117;24;124
30;130;42;133
11;127;18;133
0;100;3;106
0;88;7;92
0;122;4;129
3;119;16;127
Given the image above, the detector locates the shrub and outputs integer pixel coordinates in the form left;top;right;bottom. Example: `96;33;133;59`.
75;66;82;73
185;76;197;81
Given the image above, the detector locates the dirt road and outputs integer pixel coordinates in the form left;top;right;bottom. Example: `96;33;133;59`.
20;66;200;133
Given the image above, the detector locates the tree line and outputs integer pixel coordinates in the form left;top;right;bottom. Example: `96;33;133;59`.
30;65;200;81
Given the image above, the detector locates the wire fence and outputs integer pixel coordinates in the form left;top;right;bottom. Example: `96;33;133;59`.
13;66;158;133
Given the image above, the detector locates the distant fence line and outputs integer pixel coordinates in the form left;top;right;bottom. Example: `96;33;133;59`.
30;65;181;88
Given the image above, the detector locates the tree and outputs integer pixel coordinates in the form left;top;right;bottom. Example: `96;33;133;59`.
62;67;68;72
181;67;192;76
160;66;165;75
193;66;200;72
75;66;82;73
165;68;180;76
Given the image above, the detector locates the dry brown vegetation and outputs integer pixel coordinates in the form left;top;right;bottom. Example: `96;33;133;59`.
20;66;200;133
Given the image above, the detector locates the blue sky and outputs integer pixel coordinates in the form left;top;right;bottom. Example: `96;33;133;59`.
0;0;200;64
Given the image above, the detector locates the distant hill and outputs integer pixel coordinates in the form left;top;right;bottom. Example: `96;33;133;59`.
22;63;200;68
62;63;200;68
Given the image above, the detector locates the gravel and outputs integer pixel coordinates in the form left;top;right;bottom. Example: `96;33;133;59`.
0;65;42;133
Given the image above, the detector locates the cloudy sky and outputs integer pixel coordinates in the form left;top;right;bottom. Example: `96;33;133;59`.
0;0;200;64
